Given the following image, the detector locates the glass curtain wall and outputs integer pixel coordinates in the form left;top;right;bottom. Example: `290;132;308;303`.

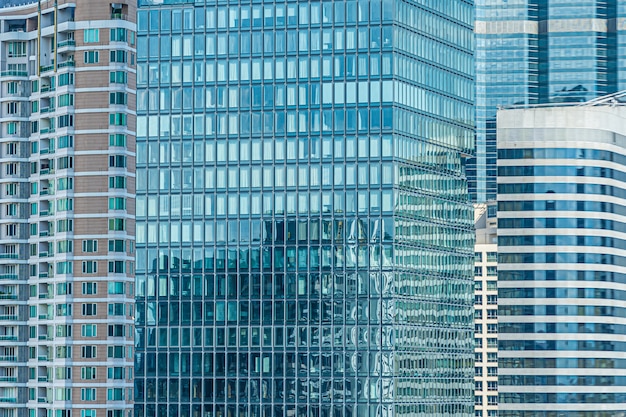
134;1;475;416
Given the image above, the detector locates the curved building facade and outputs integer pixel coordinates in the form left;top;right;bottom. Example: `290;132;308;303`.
497;98;626;417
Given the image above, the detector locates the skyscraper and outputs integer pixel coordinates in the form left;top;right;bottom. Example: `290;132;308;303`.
497;95;626;416
0;1;136;417
471;0;624;202
473;203;498;416
134;1;475;417
474;3;626;415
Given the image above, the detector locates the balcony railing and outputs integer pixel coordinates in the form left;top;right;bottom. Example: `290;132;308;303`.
57;61;75;69
0;295;17;300
0;275;18;280
57;40;75;48
0;71;27;77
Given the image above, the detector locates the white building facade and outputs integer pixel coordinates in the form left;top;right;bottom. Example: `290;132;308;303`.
497;95;626;417
474;203;498;417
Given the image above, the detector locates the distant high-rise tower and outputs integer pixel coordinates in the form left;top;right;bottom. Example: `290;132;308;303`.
471;0;623;202
134;1;476;416
497;95;626;417
0;1;136;417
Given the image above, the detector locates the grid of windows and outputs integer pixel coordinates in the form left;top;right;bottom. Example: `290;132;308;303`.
470;1;626;202
474;235;498;417
497;105;626;416
135;1;475;416
0;3;138;415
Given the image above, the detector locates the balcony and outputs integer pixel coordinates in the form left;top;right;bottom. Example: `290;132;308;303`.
39;65;54;74
0;275;17;280
0;356;16;362
0;254;17;259
57;61;75;69
0;295;17;300
0;336;17;341
0;71;28;77
111;13;127;20
0;315;18;321
0;377;16;382
0;397;16;403
57;40;75;48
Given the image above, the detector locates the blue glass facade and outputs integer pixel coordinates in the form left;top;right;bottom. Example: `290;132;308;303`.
471;0;626;202
133;1;475;416
497;104;626;417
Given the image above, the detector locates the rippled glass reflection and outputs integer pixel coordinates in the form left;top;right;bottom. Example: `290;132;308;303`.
134;1;475;416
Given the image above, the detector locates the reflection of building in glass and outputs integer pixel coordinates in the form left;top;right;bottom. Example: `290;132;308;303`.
0;1;136;417
134;1;476;416
470;1;625;202
497;95;626;416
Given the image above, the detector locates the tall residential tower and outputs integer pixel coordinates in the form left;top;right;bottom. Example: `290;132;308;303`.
0;1;136;417
134;1;476;416
473;203;498;417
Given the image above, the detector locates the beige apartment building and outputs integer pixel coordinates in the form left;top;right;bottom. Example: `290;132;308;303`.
474;203;498;417
0;1;136;417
